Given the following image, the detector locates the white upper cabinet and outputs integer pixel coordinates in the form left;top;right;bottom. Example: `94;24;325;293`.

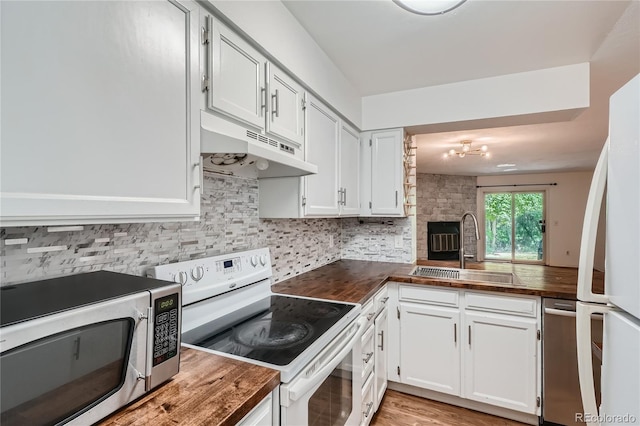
0;0;201;226
206;15;266;130
258;96;361;218
267;64;305;146
204;15;306;150
340;122;361;216
360;129;405;217
304;95;340;216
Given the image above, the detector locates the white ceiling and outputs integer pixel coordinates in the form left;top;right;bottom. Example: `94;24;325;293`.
283;0;640;175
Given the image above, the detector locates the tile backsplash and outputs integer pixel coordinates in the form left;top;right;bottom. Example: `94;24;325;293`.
1;173;412;286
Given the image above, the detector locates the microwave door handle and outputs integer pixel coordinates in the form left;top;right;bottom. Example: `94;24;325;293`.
144;306;154;391
577;137;609;305
285;318;367;402
576;302;609;426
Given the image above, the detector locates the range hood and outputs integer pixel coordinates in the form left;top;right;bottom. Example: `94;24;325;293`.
200;111;317;178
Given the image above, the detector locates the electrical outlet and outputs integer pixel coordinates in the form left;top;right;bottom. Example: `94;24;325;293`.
394;235;403;249
329;235;334;248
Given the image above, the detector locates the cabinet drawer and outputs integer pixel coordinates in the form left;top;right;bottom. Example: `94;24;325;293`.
374;286;389;314
361;325;375;381
399;285;459;307
362;299;375;328
360;373;375;426
465;292;537;317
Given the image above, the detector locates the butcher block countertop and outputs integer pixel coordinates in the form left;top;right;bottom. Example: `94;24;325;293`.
100;258;601;425
98;347;279;426
272;260;413;304
272;259;604;302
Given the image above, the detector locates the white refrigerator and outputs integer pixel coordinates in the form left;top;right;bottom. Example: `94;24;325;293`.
576;73;640;426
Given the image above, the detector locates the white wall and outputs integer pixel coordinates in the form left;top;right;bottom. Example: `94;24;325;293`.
205;0;362;127
476;171;605;269
361;63;590;131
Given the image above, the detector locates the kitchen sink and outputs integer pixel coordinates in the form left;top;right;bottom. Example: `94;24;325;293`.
411;266;521;285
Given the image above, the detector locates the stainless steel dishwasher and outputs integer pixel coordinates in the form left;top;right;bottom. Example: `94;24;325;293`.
542;298;602;425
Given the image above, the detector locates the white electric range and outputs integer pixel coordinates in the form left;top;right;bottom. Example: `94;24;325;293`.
149;248;366;426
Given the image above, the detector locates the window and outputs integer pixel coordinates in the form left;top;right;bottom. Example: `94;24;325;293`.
484;191;545;263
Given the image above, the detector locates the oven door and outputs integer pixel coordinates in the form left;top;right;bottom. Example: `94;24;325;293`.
280;318;366;426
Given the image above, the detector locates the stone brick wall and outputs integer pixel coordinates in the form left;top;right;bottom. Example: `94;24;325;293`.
416;173;478;260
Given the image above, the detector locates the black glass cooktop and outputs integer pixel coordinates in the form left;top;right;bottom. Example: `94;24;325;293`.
183;295;355;366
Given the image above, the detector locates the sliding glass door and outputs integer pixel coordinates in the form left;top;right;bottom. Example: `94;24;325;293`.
484;191;545;263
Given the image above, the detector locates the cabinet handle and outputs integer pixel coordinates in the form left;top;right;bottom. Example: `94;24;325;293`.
363;352;374;363
468;325;471;346
366;312;375;321
343;187;347;206
381;296;389;304
194;160;203;195
395;190;398;207
261;87;267;116
378;330;384;351
271;89;279;118
338;188;343;206
364;402;374;418
454;323;457;343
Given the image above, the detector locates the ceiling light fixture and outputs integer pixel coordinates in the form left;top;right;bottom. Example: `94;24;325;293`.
443;140;490;159
497;163;516;168
392;0;467;16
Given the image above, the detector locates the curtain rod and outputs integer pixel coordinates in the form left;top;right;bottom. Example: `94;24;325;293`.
476;183;558;188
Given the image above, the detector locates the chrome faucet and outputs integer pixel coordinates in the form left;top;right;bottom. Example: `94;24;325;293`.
459;211;480;269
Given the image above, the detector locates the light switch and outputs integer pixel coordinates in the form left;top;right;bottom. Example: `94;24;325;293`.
394;235;403;249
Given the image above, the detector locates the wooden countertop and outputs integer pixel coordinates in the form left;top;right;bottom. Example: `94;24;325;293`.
98;347;279;426
272;258;604;302
271;260;413;304
99;258;602;426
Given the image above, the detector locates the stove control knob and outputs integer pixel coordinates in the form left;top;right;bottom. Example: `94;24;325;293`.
250;256;258;267
259;255;267;266
191;265;205;281
174;271;188;286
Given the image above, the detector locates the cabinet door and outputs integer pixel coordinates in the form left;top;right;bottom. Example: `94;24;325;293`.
340;123;360;216
0;0;201;226
208;16;266;130
237;392;273;426
463;311;538;414
266;64;305;146
304;96;340;216
399;303;461;396
374;308;388;409
370;130;404;216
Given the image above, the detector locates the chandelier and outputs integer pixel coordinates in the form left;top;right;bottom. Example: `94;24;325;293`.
443;140;490;159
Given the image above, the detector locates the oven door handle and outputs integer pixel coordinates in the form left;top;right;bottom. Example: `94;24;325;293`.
284;317;367;403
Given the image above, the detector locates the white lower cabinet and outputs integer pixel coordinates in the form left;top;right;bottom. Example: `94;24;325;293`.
399;303;460;396
463;311;538;414
358;286;388;425
390;283;541;416
374;307;388;409
236;390;275;426
360;369;375;426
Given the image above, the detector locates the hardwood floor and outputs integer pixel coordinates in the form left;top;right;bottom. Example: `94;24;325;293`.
371;390;527;426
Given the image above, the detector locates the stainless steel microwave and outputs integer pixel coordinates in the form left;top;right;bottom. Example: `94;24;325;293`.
0;271;181;425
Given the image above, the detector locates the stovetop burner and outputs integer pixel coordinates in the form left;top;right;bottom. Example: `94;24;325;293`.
184;295;355;366
232;319;313;349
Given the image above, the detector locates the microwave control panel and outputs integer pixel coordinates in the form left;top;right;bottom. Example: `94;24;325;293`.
153;293;179;366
